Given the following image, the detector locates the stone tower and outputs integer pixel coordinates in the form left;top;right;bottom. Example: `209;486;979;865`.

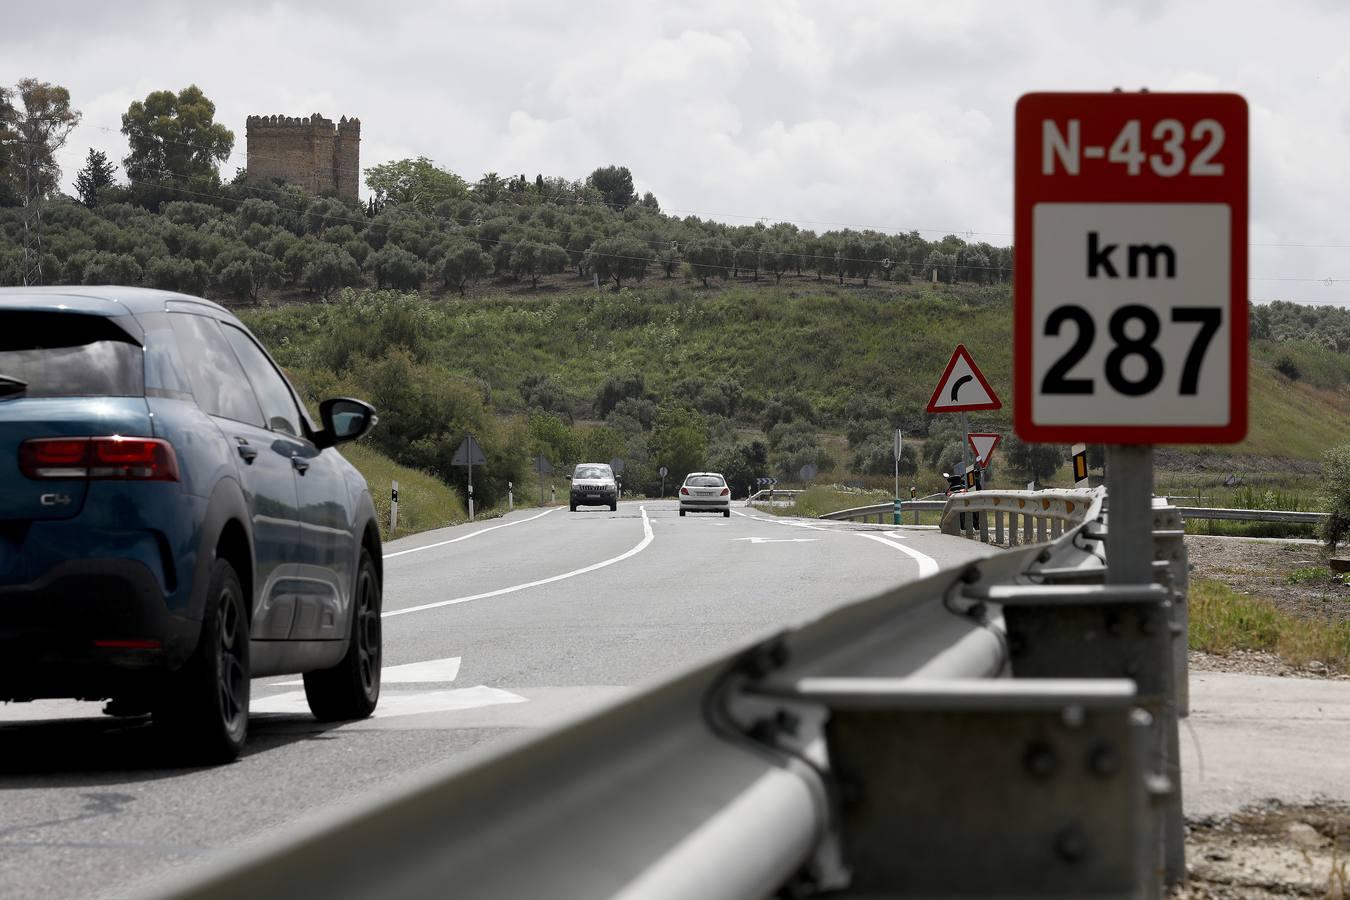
244;113;361;201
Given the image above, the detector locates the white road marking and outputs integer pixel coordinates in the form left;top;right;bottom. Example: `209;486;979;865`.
731;537;820;544
857;532;940;577
731;510;828;531
383;508;557;560
272;656;462;686
382;506;655;618
251;685;526;718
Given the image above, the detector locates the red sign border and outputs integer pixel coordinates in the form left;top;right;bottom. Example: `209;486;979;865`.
967;432;1002;469
927;344;1003;413
1013;91;1248;444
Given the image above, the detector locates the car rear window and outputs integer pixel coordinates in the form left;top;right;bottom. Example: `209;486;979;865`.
0;311;143;398
686;475;725;487
575;466;611;479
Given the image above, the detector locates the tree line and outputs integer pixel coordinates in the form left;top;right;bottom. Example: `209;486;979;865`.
1;79;1014;297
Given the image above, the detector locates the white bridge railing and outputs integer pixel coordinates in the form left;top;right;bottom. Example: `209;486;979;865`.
141;486;1190;900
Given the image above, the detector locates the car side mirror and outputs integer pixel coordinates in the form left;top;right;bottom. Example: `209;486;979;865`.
315;397;377;450
565;475;572;481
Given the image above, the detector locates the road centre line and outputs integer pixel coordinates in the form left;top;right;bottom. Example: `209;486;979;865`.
383;508;556;560
382;507;654;618
856;533;940;578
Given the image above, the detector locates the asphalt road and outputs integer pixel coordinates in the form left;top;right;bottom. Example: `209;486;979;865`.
0;500;998;900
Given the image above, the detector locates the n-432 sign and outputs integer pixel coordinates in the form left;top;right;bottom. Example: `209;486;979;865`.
1013;92;1248;444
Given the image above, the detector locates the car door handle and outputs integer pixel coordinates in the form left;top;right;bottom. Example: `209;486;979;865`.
236;440;258;464
292;456;311;474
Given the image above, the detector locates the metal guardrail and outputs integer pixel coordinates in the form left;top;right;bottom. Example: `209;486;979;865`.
143;487;1187;900
1174;506;1327;525
746;488;803;503
819;499;946;522
942;488;1097;544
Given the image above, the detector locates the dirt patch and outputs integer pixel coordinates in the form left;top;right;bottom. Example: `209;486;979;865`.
1186;536;1350;628
1176;802;1350;899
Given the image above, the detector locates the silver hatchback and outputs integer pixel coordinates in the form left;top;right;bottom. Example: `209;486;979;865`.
678;472;731;517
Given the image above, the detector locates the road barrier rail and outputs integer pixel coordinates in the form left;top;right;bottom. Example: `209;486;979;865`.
1173;505;1327;525
819;499;946;522
144;486;1188;900
746;488;804;504
942;488;1098;544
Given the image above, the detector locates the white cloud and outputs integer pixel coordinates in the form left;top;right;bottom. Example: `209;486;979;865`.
6;0;1350;303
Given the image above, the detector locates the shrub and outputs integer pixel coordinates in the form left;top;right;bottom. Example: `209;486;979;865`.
1321;443;1350;548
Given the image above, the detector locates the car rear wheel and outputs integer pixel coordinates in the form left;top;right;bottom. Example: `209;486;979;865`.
304;549;381;721
679;509;686;517
723;509;731;517
154;557;249;763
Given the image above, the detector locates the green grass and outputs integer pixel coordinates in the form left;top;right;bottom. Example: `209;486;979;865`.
1188;578;1350;671
339;441;498;540
757;485;944;525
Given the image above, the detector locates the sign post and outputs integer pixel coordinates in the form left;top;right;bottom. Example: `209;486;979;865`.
1015;90;1248;886
658;465;668;499
893;429;902;523
453;436;488;521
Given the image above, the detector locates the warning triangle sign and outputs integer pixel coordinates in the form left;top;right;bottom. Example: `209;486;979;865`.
926;345;1002;413
967;433;1002;469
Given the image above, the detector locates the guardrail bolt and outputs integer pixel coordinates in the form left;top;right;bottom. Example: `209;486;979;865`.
1054;824;1091;864
1088;744;1120;779
960;564;982;584
1023;741;1058;779
774;708;801;738
1061;704;1086;729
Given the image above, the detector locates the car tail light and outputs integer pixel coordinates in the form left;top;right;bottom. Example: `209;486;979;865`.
719;487;730;496
680;487;690;495
19;436;180;481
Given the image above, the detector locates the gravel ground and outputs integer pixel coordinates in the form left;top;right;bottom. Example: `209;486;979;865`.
1174;802;1350;899
1186;535;1350;628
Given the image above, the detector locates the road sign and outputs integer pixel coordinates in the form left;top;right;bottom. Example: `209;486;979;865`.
927;345;1002;413
533;454;552;476
658;466;668;478
452;436;487;467
610;458;625;475
1013;91;1248;443
967;433;1002;469
799;463;818;481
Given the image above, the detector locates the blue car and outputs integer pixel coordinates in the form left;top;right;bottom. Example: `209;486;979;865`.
0;287;383;761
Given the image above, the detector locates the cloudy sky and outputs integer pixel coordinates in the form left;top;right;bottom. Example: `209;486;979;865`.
5;0;1349;305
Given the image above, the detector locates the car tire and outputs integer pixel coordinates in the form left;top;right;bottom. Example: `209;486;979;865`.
723;509;731;517
570;503;577;512
610;501;617;512
304;548;382;721
679;509;686;517
154;556;250;763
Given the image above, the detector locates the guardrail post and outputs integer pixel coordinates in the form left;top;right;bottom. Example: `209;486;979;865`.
1106;447;1183;887
791;678;1156;896
995;510;1005;545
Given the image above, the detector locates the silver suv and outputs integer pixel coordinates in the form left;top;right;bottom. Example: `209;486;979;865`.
569;463;618;512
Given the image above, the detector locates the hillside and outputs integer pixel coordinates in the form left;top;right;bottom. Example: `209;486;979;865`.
239;281;1350;503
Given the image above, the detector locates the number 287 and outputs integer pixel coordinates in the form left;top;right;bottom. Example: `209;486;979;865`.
1041;305;1221;397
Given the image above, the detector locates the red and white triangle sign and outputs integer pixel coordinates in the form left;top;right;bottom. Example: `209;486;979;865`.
926;345;1002;413
967;433;1001;469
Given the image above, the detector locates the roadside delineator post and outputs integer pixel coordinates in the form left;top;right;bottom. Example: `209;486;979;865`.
390;480;399;532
